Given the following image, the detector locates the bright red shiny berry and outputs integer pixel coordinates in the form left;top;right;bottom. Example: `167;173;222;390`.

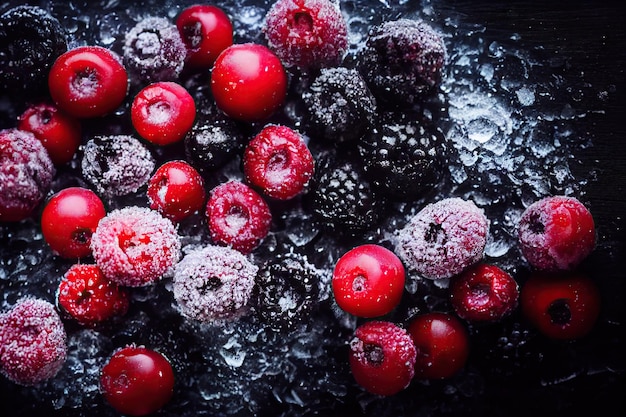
48;46;128;118
41;187;106;259
243;125;314;200
176;5;233;68
17;102;81;165
211;43;287;122
147;160;206;222
450;264;519;322
332;244;405;318
57;264;129;327
520;272;601;340
349;320;416;396
131;81;196;146
205;181;272;254
407;312;469;380
100;346;175;416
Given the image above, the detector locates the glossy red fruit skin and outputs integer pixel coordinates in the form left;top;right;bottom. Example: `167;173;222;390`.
147;160;206;222
520;272;601;340
48;46;128;118
243;125;314;200
349;320;416;396
332;244;405;318
131;81;196;146
450;264;519;322
211;43;287;122
407;312;469;379
18;102;82;165
100;346;175;416
41;187;106;259
176;5;233;68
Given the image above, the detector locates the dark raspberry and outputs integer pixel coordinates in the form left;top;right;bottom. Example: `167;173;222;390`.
81;135;155;198
0;5;68;94
360;19;446;106
303;67;377;143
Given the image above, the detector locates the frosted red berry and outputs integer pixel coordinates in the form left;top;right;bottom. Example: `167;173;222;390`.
211;43;287;122
48;46;128;118
41;187;106;259
57;264;129;327
349;320;416;396
243;125;314;200
131;81;196;146
332;244;405;318
100;346;174;416
176;5;233;68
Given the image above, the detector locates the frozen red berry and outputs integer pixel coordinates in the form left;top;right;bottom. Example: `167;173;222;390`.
263;0;348;69
520;272;601;340
332;244;405;318
57;264;129;326
0;128;55;222
41;187;106;259
205;181;272;253
48;45;128;118
349;321;416;396
18;102;81;166
90;206;181;287
407;312;469;380
176;5;233;68
450;264;519;322
0;298;67;386
518;195;596;271
211;43;287;122
100;345;174;416
243;125;314;200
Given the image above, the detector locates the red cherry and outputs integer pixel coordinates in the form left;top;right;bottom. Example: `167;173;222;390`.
407;312;469;379
211;43;287;122
100;346;174;416
131;81;196;146
520;271;601;340
41;187;106;259
176;5;233;68
17;102;81;165
48;46;128;118
332;244;405;318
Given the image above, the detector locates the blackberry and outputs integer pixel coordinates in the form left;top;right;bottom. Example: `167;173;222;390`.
303;67;377;143
0;5;68;94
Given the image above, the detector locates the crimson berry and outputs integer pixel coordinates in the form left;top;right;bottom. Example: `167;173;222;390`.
450;264;519;322
211;43;287;122
520;272;601;340
349;320;416;396
57;264;129;327
147;160;206;222
41;187;106;259
176;5;233;69
48;46;128;118
131;81;196;146
332;244;405;318
18;102;81;165
100;346;174;416
205;181;272;254
407;312;469;380
243;125;314;200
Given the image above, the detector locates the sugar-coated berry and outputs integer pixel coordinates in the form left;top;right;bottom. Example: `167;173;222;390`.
41;187;106;259
332;244;405;318
349;321;416;396
243;124;314;200
48;46;128;118
0;298;67;386
184;114;245;173
211;43;287;122
100;346;174;416
517;195;596;271
91;206;181;287
176;5;233;68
